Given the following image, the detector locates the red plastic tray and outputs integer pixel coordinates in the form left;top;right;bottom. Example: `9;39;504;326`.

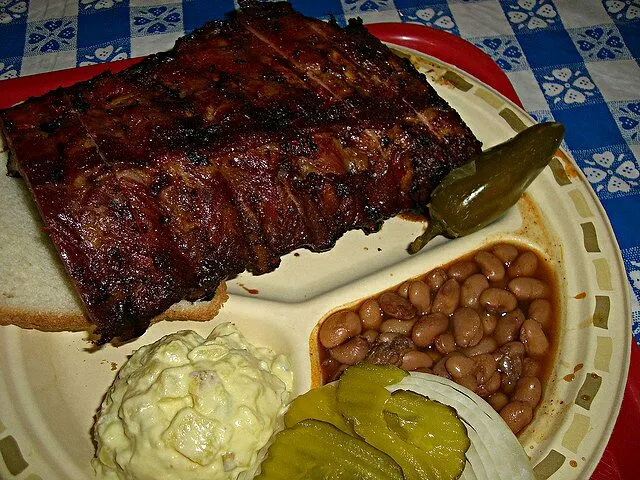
0;22;636;479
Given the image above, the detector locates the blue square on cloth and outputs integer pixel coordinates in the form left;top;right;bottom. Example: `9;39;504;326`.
0;56;21;80
617;22;640;59
500;0;562;32
181;0;234;32
516;29;583;69
0;22;27;58
393;0;459;36
533;63;603;110
77;39;130;67
551;103;624;150
571;143;639;200
291;0;344;19
77;6;130;49
602;195;640;250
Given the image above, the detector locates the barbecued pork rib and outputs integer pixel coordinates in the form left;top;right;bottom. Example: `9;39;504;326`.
0;2;481;343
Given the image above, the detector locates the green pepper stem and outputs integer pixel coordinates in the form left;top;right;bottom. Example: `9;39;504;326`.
407;220;446;254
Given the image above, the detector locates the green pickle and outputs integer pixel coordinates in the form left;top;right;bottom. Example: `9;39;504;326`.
409;122;565;253
337;363;469;480
259;363;471;479
255;419;403;480
283;382;354;435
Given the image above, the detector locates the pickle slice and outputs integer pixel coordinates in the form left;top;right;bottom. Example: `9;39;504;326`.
385;390;470;479
284;383;354;434
255;419;403;480
337;363;469;480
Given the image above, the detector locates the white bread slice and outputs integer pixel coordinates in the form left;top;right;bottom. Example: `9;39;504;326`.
0;138;228;333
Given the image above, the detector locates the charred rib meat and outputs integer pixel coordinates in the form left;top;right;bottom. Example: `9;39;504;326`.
0;2;481;342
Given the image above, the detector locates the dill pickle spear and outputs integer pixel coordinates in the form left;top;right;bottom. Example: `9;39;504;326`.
409;122;565;253
255;419;403;480
284;383;355;435
336;363;469;480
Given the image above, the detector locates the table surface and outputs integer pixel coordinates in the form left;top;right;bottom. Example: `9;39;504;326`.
0;0;639;477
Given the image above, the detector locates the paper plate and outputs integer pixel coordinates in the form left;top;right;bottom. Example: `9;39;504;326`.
0;43;630;480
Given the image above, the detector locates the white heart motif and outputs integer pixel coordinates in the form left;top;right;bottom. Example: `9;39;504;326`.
631;267;640;289
435;16;455;29
608;176;630;193
593;151;615;168
416;8;435;22
536;4;557;18
95;45;114;60
508;11;529;24
573;76;595;90
616;160;640;179
518;0;537;11
627;5;640;19
10;1;27;14
585;167;607;183
113;52;128;61
564;89;586;104
542;82;564;96
552;67;572;82
605;0;626;14
528;16;548;29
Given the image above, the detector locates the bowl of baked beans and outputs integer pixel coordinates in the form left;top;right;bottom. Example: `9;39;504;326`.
315;242;556;435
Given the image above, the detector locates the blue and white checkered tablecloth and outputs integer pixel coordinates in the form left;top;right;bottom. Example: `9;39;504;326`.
1;0;639;344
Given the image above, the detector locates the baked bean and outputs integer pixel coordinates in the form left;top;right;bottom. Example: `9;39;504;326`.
522;358;541;377
528;299;552;328
377;331;403;343
477;372;501;397
435;332;456;355
433;354;456;379
479;287;517;314
488;392;509;411
475;353;498;384
451;307;483;347
397;281;410;299
455;374;478;393
432;278;461;315
319;311;362;349
508;251;539;277
462;337;498;357
359;299;383;330
461;273;489;309
508;277;549;301
447;260;479;282
500;401;533;434
475;251;506;282
494;311;525;346
492;243;519;265
426;268;447;291
426;350;442;364
379;292;416;319
412;313;449;348
499;341;526;359
401;350;434;371
512;376;542;408
329;337;369;365
408;280;431;314
380;318;416;335
481;311;498;335
446;354;477;379
361;329;379;344
520;319;550;357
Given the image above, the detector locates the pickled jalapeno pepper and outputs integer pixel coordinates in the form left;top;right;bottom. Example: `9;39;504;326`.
409;122;565;254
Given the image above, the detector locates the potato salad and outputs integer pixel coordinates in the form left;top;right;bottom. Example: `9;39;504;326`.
92;323;293;480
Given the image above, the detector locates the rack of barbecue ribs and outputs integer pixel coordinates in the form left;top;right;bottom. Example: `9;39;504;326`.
0;1;481;343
